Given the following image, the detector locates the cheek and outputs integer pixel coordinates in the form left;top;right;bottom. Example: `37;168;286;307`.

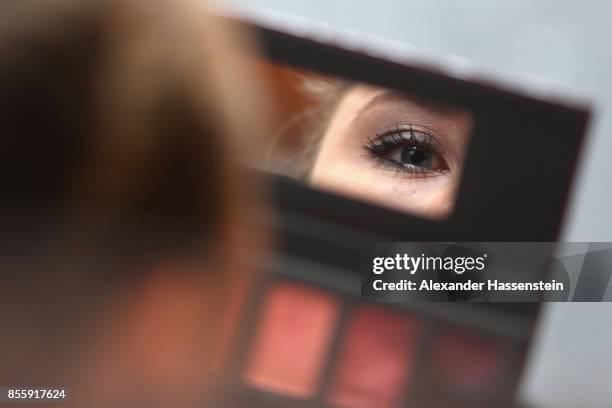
382;179;457;218
311;156;456;219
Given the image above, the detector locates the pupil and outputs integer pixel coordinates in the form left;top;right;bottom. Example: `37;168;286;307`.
401;146;431;167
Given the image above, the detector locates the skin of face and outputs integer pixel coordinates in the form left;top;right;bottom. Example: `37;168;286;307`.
309;85;473;219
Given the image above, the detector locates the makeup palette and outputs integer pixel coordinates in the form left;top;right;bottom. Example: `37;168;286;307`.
210;9;589;408
214;248;529;408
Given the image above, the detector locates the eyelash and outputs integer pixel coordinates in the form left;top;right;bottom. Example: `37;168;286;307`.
362;125;448;177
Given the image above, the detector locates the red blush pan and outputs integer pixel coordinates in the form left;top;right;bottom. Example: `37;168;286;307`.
326;305;421;408
242;282;340;398
431;329;504;393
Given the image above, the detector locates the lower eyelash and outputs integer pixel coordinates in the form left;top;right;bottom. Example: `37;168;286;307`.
366;154;442;178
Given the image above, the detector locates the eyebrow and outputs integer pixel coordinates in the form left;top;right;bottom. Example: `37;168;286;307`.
354;89;459;122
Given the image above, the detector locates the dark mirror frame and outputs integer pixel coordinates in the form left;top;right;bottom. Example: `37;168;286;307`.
229;12;592;309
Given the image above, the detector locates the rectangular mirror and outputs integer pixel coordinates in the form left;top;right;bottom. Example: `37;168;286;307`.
257;62;473;219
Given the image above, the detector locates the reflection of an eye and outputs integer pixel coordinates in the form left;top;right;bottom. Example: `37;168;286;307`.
364;126;448;176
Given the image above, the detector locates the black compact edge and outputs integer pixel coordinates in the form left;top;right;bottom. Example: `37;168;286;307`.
213;13;591;408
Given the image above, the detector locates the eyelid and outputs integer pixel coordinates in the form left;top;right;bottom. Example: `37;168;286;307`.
375;125;444;151
365;124;446;156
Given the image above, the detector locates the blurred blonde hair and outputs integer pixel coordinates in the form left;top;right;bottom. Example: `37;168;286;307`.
0;0;270;389
267;74;351;179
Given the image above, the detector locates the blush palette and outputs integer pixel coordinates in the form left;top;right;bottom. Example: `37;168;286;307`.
214;250;530;408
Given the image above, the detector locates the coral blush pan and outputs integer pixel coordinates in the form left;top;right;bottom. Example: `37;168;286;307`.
242;282;340;398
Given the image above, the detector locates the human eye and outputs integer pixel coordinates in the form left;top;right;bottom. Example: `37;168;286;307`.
363;125;449;177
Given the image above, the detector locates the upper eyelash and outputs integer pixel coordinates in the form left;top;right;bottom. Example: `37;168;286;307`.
363;125;444;156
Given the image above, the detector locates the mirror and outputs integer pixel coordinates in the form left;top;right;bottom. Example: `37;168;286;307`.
250;61;473;220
